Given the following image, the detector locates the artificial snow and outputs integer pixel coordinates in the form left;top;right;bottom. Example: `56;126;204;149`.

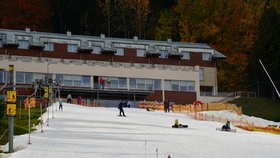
1;103;280;158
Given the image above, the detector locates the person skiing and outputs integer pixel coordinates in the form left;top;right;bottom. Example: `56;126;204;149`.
118;100;126;117
59;98;63;111
67;94;72;103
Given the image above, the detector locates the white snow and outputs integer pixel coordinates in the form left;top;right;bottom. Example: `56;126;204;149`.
1;103;280;158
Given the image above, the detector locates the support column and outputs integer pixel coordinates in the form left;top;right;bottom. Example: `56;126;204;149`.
161;79;165;102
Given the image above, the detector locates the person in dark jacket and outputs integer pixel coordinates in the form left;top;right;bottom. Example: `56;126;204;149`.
118;100;126;116
222;121;231;131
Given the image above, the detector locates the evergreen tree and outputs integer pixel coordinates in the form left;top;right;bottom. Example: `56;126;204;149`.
248;7;280;100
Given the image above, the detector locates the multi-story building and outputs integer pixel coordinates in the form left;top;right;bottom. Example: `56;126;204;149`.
0;28;225;106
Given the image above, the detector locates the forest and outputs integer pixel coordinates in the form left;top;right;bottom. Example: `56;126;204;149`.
0;0;279;100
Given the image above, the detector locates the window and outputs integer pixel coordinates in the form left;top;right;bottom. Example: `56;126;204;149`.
159;50;168;58
202;53;211;61
67;44;78;53
18;40;29;49
171;81;179;91
181;51;190;60
56;74;63;83
16;72;25;83
199;68;204;81
73;76;82;86
44;43;54;51
187;82;195;91
129;78;136;89
0;70;5;82
25;72;33;84
92;46;101;54
0;39;3;48
137;79;145;90
145;80;154;90
115;47;124;56
63;75;73;86
180;81;188;91
154;80;161;90
119;78;127;88
137;49;146;57
82;76;90;87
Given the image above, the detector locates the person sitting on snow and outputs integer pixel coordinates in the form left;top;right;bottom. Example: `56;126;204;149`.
222;121;231;131
172;119;188;128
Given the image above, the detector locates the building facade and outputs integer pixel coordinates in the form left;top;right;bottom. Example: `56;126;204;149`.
0;28;225;105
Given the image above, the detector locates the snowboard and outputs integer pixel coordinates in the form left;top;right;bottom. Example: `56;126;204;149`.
172;125;188;128
216;128;237;132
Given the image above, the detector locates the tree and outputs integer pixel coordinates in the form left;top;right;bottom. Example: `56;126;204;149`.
0;0;53;31
154;8;179;41
248;7;280;100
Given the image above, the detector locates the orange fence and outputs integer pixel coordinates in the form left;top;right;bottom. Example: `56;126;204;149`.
172;102;242;115
139;101;164;110
139;101;280;134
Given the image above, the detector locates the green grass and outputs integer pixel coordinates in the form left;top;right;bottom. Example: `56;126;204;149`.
229;98;280;122
0;100;45;145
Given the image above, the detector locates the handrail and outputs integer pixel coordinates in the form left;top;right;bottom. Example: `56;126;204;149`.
0;129;8;141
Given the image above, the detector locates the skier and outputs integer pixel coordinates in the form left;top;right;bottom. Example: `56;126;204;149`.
67;94;72;103
59;98;63;111
118;100;126;117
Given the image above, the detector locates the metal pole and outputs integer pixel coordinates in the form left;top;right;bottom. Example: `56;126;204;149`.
39;84;43;133
259;59;280;99
28;99;31;144
8;65;15;153
19;100;21;119
133;93;136;108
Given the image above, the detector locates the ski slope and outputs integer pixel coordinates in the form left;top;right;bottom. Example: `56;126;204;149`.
2;103;280;158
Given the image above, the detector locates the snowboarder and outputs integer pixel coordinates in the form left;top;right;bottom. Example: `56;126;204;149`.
222;121;231;131
118;100;126;117
172;119;188;128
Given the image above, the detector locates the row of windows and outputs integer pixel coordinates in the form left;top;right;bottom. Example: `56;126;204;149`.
164;80;195;92
0;39;211;61
10;72;196;92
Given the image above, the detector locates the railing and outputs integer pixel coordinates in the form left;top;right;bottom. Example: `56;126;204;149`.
217;91;256;103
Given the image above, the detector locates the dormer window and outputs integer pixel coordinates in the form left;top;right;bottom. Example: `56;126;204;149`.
92;46;101;54
202;53;211;61
115;47;124;56
44;42;54;51
137;49;145;57
68;44;78;53
181;51;190;60
159;50;168;58
18;40;29;49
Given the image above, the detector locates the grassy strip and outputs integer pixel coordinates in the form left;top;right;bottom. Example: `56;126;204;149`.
0;101;45;145
229;98;280;122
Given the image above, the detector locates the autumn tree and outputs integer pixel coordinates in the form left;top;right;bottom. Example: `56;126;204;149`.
0;0;53;31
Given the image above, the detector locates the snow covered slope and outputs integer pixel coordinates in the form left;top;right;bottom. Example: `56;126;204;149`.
2;103;280;158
